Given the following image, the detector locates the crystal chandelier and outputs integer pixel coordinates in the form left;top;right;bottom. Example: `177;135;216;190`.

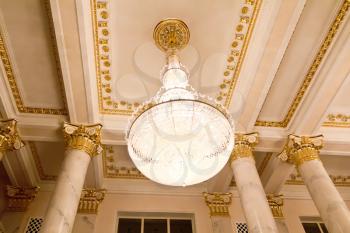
126;19;235;186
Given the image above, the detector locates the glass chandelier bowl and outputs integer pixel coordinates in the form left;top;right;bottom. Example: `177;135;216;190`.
126;19;235;186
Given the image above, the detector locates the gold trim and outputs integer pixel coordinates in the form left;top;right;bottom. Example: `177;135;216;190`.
153;19;190;53
286;172;350;187
221;0;262;107
92;0;262;114
78;188;106;214
28;142;57;181
203;192;232;217
0;1;67;115
102;146;146;179
255;0;350;127
266;194;284;218
322;113;350;128
0;119;24;152
6;185;39;212
230;132;258;162
63;122;103;157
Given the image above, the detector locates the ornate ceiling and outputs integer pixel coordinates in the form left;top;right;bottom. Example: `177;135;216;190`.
0;0;350;196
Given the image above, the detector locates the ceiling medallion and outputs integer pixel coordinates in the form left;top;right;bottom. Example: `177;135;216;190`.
126;19;235;187
153;18;190;53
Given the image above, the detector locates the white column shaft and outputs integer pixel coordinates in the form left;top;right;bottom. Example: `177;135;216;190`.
231;157;278;233
299;160;350;233
41;149;91;233
275;219;289;233
211;216;233;233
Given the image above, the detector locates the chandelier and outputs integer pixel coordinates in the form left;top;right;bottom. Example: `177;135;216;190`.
126;19;235;186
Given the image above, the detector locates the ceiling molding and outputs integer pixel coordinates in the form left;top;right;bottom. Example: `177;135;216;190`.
285;172;350;187
91;0;262;115
255;0;350;128
322;113;350;128
217;0;262;108
0;1;67;115
102;145;145;179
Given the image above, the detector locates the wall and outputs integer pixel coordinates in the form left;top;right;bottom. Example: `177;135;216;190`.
1;190;350;233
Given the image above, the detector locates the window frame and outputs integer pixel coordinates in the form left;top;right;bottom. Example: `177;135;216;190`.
300;218;328;233
116;212;196;233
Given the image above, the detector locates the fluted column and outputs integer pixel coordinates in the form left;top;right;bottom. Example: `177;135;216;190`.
230;133;278;233
267;194;289;233
285;135;350;233
0;119;24;160
41;123;102;233
203;192;233;233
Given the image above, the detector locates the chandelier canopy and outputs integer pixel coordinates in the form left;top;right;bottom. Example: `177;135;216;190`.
126;19;235;186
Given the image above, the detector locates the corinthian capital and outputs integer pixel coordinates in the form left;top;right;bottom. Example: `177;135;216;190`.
63;122;103;157
278;134;323;166
267;194;284;218
0;119;24;152
203;192;232;217
230;132;258;162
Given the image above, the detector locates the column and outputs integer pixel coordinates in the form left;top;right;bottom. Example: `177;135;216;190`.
267;194;289;233
0;119;24;160
203;192;233;233
230;133;278;233
41;123;102;233
286;135;350;233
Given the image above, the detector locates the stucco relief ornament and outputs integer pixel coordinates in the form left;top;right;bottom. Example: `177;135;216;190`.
0;119;24;152
125;19;235;186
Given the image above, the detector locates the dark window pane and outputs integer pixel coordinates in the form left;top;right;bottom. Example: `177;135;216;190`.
170;219;193;233
302;223;322;233
144;219;167;233
118;218;141;233
320;223;328;233
170;219;192;233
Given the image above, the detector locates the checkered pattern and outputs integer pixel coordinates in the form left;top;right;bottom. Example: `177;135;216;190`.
25;218;43;233
236;222;248;233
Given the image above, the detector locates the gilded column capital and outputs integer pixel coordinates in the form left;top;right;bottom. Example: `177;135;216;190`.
6;185;39;212
266;194;284;218
203;192;232;217
278;134;323;166
0;119;24;152
78;188;106;214
230;132;258;162
63;122;103;157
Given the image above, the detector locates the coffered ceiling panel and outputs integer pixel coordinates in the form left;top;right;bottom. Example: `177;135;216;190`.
255;0;347;127
0;0;66;115
92;0;260;115
28;141;65;180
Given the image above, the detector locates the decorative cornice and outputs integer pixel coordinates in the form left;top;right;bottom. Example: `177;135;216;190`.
255;0;350;127
218;0;262;107
266;194;284;218
323;113;350;128
0;119;24;152
230;132;258;162
91;0;261;114
6;185;39;212
286;172;350;187
278;134;323;167
0;2;67;115
78;188;106;214
63;123;103;157
102;146;146;179
203;192;232;217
